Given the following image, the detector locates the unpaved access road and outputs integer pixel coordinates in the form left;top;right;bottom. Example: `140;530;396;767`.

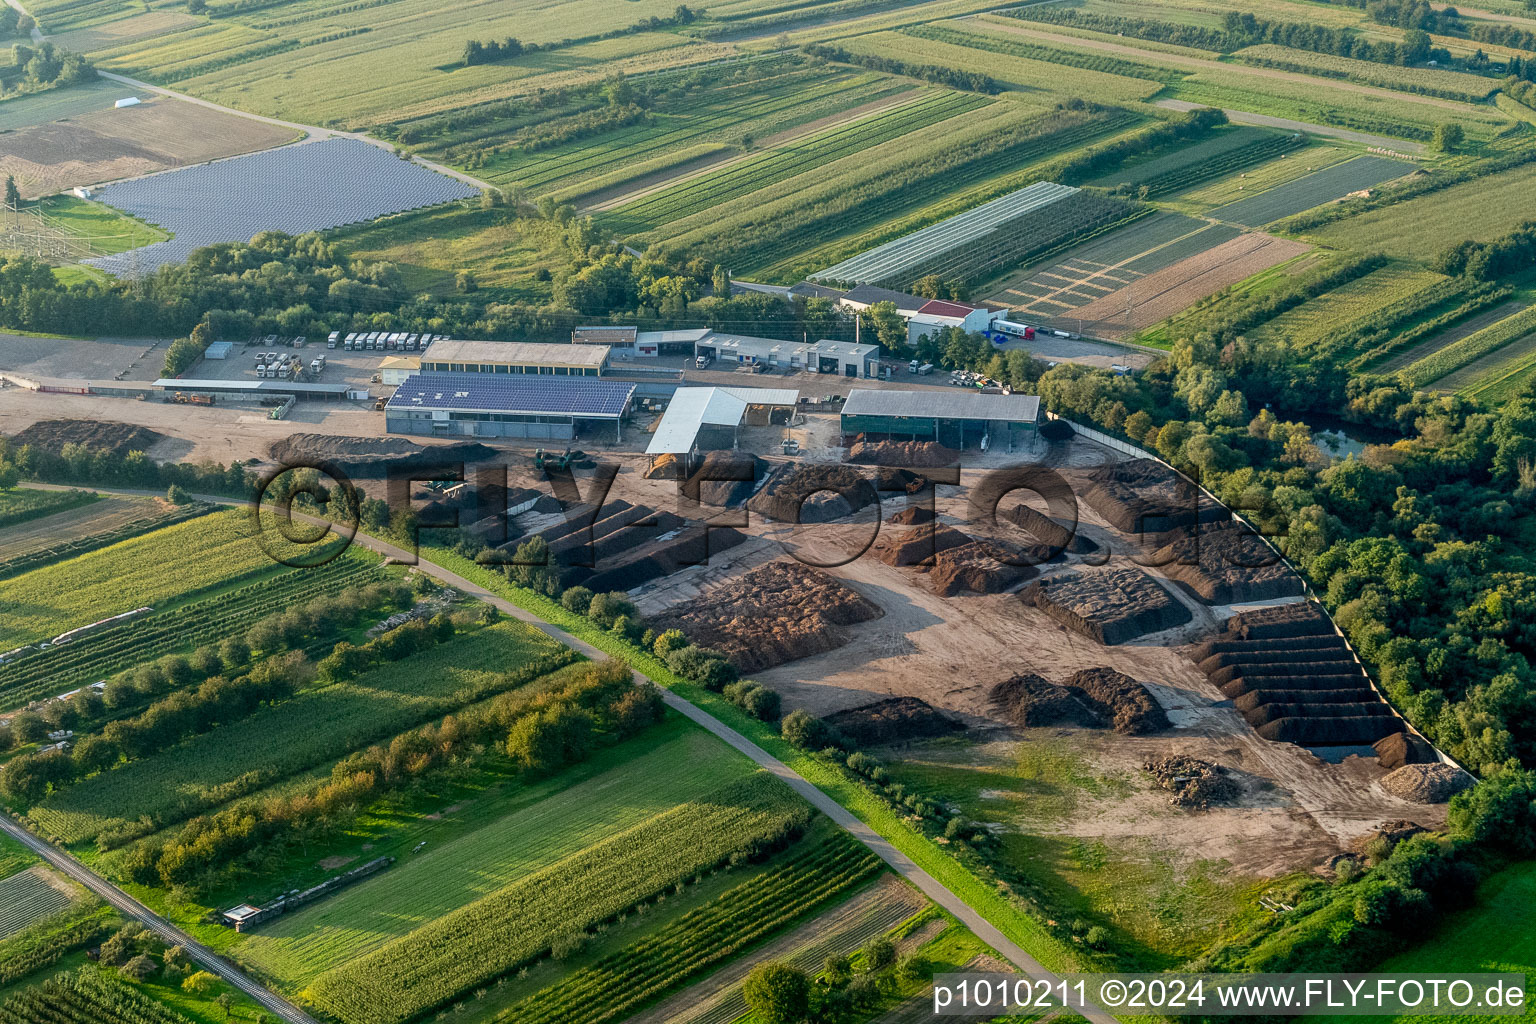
0;815;320;1024
23;483;1119;1024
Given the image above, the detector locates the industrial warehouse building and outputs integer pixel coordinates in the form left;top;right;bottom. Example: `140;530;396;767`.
695;333;879;378
645;386;799;472
840;389;1041;449
385;373;635;441
419;340;610;377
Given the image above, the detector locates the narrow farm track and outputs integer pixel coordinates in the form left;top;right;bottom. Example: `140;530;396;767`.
23;484;1119;1024
89;70;493;192
0;816;321;1024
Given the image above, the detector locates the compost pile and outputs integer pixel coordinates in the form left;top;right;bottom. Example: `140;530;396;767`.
1373;732;1437;770
514;498;746;593
999;502;1098;557
989;674;1100;728
680;450;766;507
870;521;971;567
927;540;1038;597
1063;667;1168;734
1148;519;1304;604
1079;459;1228;536
1191;603;1403;747
267;433;500;476
1380;763;1475;803
822;696;964;747
651;561;882;672
1022;566;1190;645
886;505;936;526
747;463;879;523
845;440;962;467
12;419;164;457
1143;756;1238;808
1039;418;1074;442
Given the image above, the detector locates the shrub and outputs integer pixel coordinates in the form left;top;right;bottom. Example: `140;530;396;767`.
723;681;782;721
1084;926;1110;950
743;962;811;1024
665;646;738;691
586;591;637;629
560;586;594;615
781;709;835;750
652;628;688;658
863;935;896;972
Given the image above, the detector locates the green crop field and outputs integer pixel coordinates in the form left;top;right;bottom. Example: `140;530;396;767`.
645;99;1141;282
1437;326;1536;394
0;489;97;531
1208;155;1416;227
0;508;349;650
307;771;811;1024
1403;304;1536;387
238;725;757;984
0;551;386;711
1312;161;1536;261
0;869;74;940
606;88;989;234
1251;264;1448;351
1233;45;1499;102
410;57;912;200
502;825;884;1024
27;621;572;843
1170;143;1353;210
838;29;1164;103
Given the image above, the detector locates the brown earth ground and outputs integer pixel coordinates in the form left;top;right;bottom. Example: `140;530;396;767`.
1065;234;1310;340
0;389;1448;885
0;96;299;199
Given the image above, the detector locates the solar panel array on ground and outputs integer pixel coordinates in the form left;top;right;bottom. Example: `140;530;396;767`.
994;211;1238;315
1207;155;1414;227
812;180;1079;284
85;138;478;275
386;373;635;418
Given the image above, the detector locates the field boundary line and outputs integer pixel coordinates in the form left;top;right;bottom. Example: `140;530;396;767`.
20;483;1120;1024
90;70;493;193
0;816;320;1024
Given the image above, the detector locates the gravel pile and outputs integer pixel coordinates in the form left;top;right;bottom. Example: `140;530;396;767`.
1380;763;1475;803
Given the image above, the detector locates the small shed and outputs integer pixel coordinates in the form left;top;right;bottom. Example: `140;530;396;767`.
203;341;234;360
221;904;262;928
114;97;142;108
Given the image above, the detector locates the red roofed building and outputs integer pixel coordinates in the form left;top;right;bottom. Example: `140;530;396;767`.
907;299;994;344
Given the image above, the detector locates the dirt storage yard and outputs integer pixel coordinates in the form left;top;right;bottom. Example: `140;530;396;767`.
0;96;299;199
627;431;1450;910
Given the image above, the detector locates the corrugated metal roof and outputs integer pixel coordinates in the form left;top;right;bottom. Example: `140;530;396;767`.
153;378;350;394
646;387;747;455
842;388;1040;422
422;340;609;368
717;387;800;406
838;284;928;311
387;373;633;418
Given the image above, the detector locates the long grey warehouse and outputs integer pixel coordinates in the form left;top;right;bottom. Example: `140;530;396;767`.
840;388;1040;449
385;373;635;441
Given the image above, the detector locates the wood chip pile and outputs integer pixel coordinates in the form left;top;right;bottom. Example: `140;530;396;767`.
746;463;879;523
1190;603;1406;746
651;561;882;672
845;439;962;467
1379;763;1475;803
990;668;1167;734
1079;459;1228;536
1148;520;1305;604
1022;566;1191;644
822;696;964;747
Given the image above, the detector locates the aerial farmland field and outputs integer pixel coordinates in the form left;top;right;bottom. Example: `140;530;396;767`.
0;507;349;649
1206;155;1416;227
1311;161;1536;261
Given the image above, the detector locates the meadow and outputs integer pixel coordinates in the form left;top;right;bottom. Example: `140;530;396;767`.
238;725;758;983
306;771;811;1024
27;620;572;843
0;508;349;649
1311;161;1536;261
